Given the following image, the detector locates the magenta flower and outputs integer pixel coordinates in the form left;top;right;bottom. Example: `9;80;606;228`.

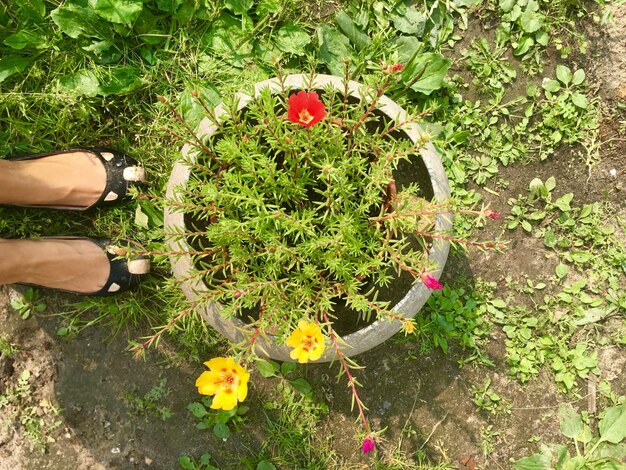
485;209;501;220
361;435;375;454
421;272;443;290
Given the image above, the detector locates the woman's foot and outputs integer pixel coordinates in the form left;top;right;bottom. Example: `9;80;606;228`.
0;151;107;208
0;149;146;210
0;238;149;295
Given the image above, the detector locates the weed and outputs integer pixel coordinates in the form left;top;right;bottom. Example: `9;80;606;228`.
0;369;61;452
178;452;220;470
10;288;45;320
122;378;172;422
186;397;248;440
479;424;500;458
471;377;510;415
513;400;626;469
0;334;17;357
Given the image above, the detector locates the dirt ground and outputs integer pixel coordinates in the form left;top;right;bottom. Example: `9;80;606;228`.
1;5;625;470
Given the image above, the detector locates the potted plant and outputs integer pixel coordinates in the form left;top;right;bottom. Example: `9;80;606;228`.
152;65;499;452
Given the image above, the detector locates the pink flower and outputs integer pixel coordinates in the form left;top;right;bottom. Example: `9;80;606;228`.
421;272;443;290
287;91;326;128
485;209;501;220
361;435;375;454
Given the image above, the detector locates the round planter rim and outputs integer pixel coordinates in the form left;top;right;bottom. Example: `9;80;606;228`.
164;73;452;362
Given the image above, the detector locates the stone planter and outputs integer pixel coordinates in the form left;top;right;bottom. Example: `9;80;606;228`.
164;74;452;362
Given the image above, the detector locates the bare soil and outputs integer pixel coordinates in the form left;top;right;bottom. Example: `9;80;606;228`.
1;6;625;470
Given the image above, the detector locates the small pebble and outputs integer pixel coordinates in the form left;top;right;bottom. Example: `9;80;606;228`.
111;447;121;454
610;168;617;178
145;457;153;465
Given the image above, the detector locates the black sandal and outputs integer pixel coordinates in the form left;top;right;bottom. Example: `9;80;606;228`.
15;237;150;296
89;238;150;296
6;148;147;210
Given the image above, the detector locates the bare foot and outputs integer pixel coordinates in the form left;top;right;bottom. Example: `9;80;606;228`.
0;238;110;293
0;151;107;208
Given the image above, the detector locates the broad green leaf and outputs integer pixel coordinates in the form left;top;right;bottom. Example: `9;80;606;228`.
255;359;279;378
572;69;585;86
256;0;280;17
535;30;548;46
390;4;426;35
256;461;277;470
0;56;33;83
553;193;573;212
97;65;143;96
50;1;114;41
317;25;352;76
571;93;588;109
513;453;549;470
570;251;592;264
280;361;297;376
179;456;194;470
513;35;534;56
155;0;183;12
544;176;556;192
556;65;572;85
555;263;568;279
289;377;312;395
542;78;561;93
186;402;207;418
520;7;543;33
598;404;626;444
402;52;451;95
16;0;46;21
391;36;424;65
213;423;231;439
335;10;371;51
558;403;583;438
274;24;311;55
89;0;143;24
59;70;100;96
225;0;253;14
3;30;46;50
573;306;615;326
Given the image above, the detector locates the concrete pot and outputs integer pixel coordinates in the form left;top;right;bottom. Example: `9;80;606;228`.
164;74;452;362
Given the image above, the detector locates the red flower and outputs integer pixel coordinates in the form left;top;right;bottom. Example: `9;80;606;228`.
361;436;375;454
485;209;501;220
287;91;326;128
421;272;443;290
390;64;404;72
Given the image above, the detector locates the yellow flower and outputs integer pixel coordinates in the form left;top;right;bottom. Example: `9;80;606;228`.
403;320;415;335
285;320;325;363
195;357;250;410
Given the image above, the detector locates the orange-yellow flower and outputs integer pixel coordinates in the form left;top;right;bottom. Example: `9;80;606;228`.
285;320;325;363
195;357;250;410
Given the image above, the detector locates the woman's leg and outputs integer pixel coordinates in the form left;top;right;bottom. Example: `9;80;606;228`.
0;238;110;293
0;151;106;208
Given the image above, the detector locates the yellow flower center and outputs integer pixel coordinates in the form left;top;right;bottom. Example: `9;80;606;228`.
298;109;314;125
221;369;237;388
301;336;315;351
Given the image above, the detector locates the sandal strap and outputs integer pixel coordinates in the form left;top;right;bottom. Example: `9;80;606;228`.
86;148;146;210
88;238;150;296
